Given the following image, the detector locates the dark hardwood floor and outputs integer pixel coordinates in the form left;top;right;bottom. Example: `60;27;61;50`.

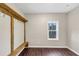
19;48;78;56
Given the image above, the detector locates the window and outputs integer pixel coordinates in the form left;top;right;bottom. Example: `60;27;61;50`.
48;21;59;40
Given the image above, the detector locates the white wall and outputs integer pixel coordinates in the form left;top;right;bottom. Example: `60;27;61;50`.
0;12;11;56
14;18;24;50
26;13;67;47
67;6;79;54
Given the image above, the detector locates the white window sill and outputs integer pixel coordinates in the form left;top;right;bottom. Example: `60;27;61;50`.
48;38;58;40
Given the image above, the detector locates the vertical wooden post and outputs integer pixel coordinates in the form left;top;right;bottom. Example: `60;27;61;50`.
24;22;28;48
11;16;14;54
24;22;26;43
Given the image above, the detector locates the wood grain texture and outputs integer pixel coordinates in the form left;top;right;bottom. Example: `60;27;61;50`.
9;43;26;56
19;48;78;56
11;16;14;53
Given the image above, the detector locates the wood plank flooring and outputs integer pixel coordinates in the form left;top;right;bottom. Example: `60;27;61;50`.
19;48;78;56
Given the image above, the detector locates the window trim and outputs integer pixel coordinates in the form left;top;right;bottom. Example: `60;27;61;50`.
47;21;59;40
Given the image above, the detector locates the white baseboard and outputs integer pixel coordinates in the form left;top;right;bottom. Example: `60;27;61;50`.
28;46;67;48
67;47;79;56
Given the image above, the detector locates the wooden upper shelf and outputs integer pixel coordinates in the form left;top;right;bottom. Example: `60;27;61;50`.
0;3;27;22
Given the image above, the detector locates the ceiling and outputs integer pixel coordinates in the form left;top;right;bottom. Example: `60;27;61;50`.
10;3;79;14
